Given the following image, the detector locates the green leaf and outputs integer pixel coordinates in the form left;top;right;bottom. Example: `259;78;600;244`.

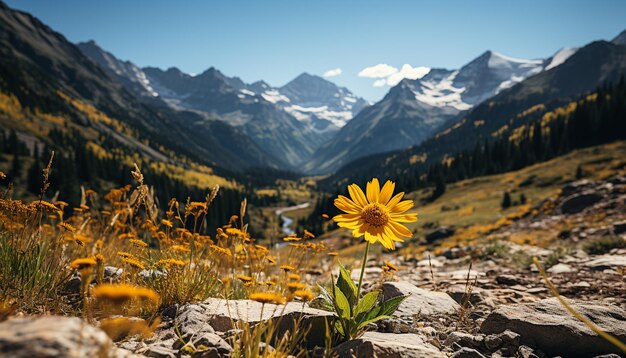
317;283;333;304
379;294;408;316
354;290;380;317
333;319;345;336
363;304;382;322
357;315;392;329
333;285;351;319
336;262;358;307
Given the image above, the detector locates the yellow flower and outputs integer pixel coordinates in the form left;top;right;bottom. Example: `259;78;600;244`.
327;252;339;257
236;274;253;283
385;261;399;271
129;238;148;248
280;265;295;272
70;257;97;270
333;178;417;250
122;257;145;270
294;289;315;302
93;283;159;304
249;292;286;305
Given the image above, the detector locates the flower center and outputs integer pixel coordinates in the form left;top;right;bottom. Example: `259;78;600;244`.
362;203;389;228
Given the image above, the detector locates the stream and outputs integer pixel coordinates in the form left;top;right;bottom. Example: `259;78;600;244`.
274;202;310;236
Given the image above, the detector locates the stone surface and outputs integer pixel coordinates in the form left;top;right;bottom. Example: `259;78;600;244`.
547;263;576;274
426;226;455;243
176;298;333;347
0;316;116;358
480;298;626;357
560;192;603;214
451;347;486;358
583;255;626;270
382;282;460;317
334;332;445;357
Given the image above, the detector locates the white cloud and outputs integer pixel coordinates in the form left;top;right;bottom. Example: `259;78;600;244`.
360;63;431;87
323;68;342;78
358;64;398;78
386;64;431;86
373;79;387;87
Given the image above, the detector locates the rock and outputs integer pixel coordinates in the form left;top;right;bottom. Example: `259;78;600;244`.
446;285;486;306
174;331;231;356
613;221;626;235
176;298;333;347
0;316;115;357
516;345;540;358
426;227;455;243
584;255;626;270
561;180;593;196
495;274;523;286
547;263;575;274
334;332;445;357
451;347;486;358
560;192;603;214
443;247;468;259
443;331;483;348
382;282;460;317
104;266;123;281
480;298;626;357
142;343;177;358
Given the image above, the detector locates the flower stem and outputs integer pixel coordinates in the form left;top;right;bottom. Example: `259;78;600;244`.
356;241;370;300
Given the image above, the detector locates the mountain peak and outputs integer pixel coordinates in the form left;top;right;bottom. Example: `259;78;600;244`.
612;29;626;46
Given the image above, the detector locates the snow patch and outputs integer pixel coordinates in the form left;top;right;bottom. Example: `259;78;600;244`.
545;47;578;71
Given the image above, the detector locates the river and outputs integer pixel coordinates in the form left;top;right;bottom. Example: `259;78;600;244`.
274;202;310;236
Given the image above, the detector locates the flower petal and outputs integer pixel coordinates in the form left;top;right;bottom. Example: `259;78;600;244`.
389;221;413;238
366;178;380;204
334;196;362;214
378;180;395;205
390;213;418;223
391;199;414;214
332;213;362;222
348;184;368;208
385;192;405;209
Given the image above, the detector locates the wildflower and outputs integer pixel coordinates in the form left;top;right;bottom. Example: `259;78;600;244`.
67;233;90;246
93;253;105;264
236;275;253;283
327;252;339;257
322;213;329;219
266;256;277;264
93;283;159;304
280;265;295;272
249;292;286;305
303;229;315;239
156;259;186;268
265;280;276;287
287;282;307;291
122;257;145;270
283;235;301;242
333;178;417;250
385;261;399;271
70;257;97;270
294;290;315;302
161;219;173;228
288;274;301;281
0;171;5;179
117;251;136;259
129;238;148;248
171;245;191;253
58;222;76;233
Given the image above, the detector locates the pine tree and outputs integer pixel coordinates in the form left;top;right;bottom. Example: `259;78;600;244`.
501;192;512;209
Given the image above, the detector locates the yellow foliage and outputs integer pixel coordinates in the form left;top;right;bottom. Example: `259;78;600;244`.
0;91;25;120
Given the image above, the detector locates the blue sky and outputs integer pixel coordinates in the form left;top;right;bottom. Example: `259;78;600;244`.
6;0;626;101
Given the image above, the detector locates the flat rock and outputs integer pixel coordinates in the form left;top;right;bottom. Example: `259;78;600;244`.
584;255;626;270
560;192;603;214
547;263;576;274
382;281;460;317
0;316;116;358
334;332;445;358
451;347;487;358
177;298;333;347
480;297;626;357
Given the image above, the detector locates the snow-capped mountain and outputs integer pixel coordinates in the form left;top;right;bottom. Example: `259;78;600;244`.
305;49;576;174
248;73;369;134
77;40;159;98
613;29;626;46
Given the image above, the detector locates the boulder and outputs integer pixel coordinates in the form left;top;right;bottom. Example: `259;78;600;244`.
426;227;455;243
480;298;626;357
547;263;576;274
0;316;120;358
451;347;486;358
176;298;333;347
382;282;460;317
584;255;626;270
334;332;444;358
613;221;626;235
560;192;603;214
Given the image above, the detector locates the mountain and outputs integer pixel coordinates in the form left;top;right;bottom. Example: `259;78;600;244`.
305;50;548;174
613;29;626;46
77;42;368;168
257;73;369;134
0;1;283;173
327;38;626;185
